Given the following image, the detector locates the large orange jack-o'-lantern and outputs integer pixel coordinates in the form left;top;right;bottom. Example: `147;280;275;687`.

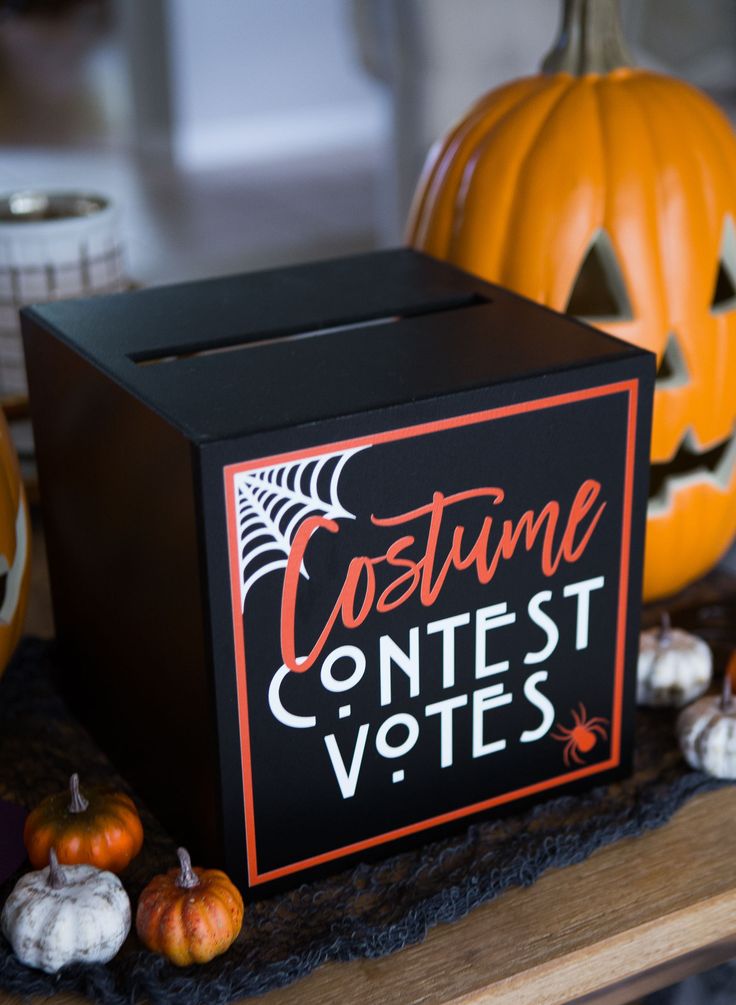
0;410;29;674
408;0;736;601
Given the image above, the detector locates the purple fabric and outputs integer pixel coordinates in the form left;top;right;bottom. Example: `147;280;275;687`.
0;800;26;886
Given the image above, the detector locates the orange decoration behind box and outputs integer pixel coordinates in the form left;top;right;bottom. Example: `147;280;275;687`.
408;0;736;601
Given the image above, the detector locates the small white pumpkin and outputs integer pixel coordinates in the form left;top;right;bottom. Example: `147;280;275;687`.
678;675;736;779
1;849;131;974
637;612;712;708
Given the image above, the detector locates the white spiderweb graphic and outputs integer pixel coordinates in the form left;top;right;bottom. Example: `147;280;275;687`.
234;446;369;609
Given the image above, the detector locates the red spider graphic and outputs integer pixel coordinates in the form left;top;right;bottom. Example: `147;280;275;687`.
551;703;609;767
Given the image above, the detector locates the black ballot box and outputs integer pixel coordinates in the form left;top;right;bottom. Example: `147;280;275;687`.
22;249;655;898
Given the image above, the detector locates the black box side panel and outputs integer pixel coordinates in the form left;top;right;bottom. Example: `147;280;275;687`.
23;319;222;861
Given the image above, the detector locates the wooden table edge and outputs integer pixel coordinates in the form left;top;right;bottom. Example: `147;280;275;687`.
449;887;736;1005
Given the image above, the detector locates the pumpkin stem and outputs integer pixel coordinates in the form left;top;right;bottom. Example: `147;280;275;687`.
175;847;200;889
722;671;734;712
542;0;633;75
47;849;66;889
68;773;89;814
658;611;672;645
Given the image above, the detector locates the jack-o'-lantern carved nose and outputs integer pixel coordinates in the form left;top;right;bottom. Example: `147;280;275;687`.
656;332;689;390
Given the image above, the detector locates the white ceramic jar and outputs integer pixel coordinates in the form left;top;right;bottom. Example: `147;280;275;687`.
0;190;126;397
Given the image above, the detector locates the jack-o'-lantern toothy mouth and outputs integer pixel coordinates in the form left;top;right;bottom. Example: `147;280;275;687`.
648;426;736;516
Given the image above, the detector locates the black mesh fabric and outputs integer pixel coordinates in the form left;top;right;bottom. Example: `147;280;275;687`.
0;634;731;1005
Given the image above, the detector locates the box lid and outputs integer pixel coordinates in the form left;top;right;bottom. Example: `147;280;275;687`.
23;249;648;443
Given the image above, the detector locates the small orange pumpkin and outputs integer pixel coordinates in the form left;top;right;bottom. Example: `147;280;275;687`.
408;0;736;601
24;773;143;873
136;847;244;966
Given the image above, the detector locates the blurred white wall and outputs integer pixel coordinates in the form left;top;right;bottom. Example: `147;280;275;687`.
161;0;386;169
351;0;560;240
113;0;736;241
5;0;736;280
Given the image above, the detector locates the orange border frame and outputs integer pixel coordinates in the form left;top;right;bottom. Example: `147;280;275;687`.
224;380;639;885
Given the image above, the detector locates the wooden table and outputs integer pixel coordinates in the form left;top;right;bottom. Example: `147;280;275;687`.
4;524;736;1005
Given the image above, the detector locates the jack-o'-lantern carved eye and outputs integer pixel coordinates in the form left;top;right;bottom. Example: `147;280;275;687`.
711;216;736;313
656;332;689;389
565;230;633;321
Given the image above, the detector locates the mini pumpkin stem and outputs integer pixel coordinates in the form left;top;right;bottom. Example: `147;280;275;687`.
47;849;66;890
175;847;200;889
722;671;734;712
68;773;89;814
542;0;633;75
